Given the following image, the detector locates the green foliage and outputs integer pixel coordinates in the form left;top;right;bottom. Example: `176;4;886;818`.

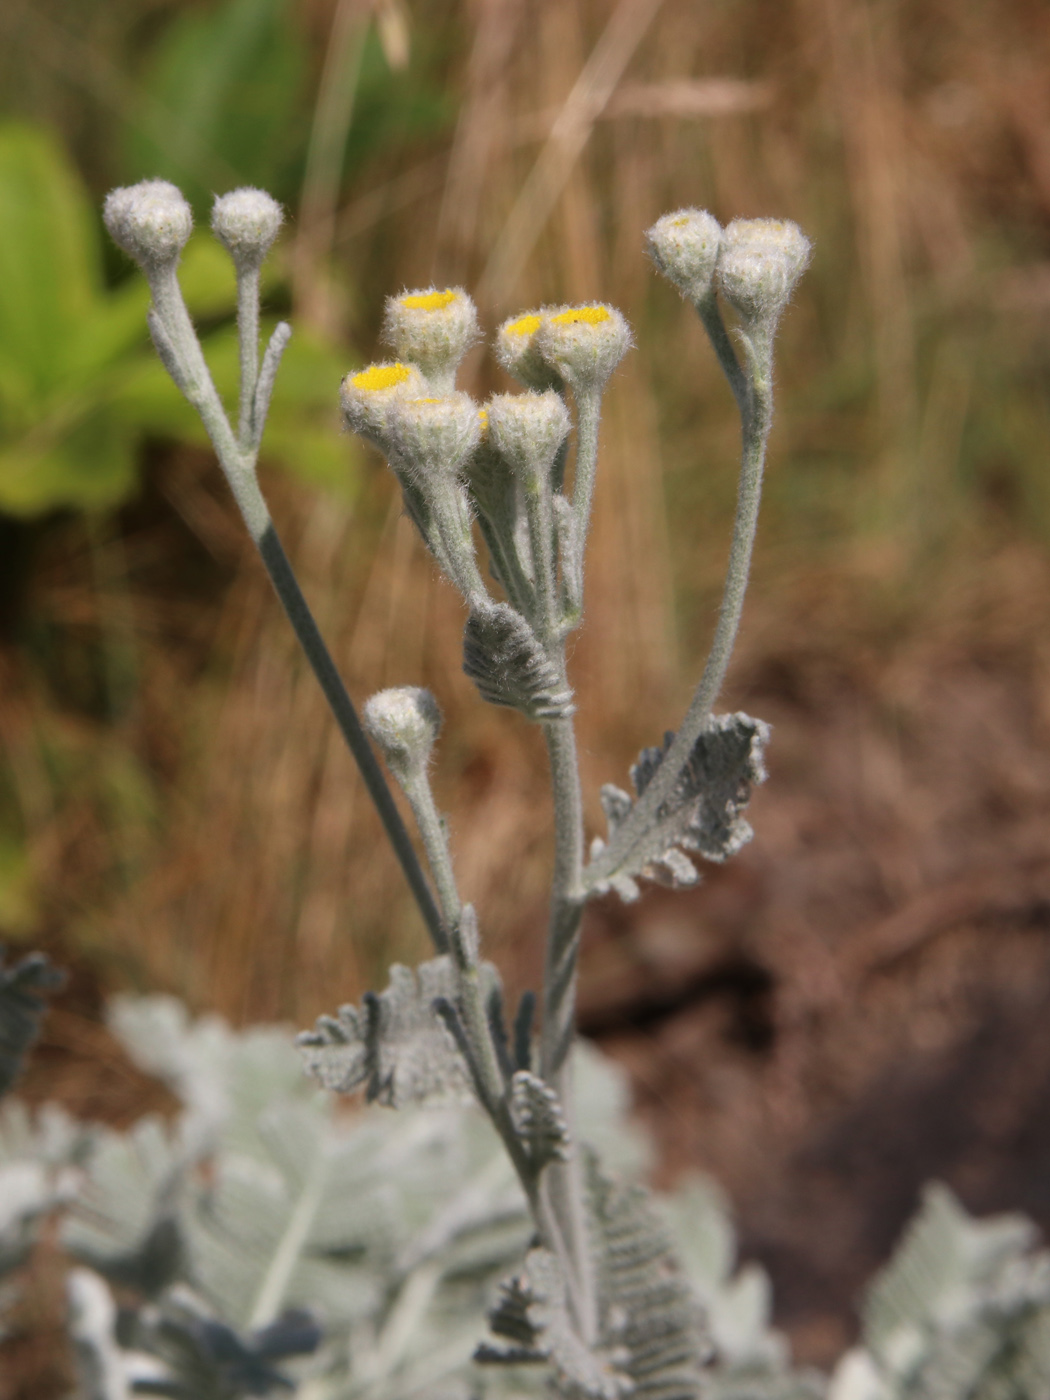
122;0;309;211
0;121;354;518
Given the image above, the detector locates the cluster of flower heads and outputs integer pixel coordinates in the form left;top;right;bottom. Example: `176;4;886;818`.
646;207;811;331
104;180;283;279
340;292;631;635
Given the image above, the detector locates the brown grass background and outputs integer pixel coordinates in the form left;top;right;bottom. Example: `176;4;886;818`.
3;0;1050;1384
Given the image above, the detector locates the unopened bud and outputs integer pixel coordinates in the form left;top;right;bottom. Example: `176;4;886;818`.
534;304;631;394
340;361;426;447
363;686;442;784
103;180;193;271
495;311;562;392
382;288;479;392
716;219;811;329
646;208;722;302
388;393;481;483
486;391;570;483
211;187;283;267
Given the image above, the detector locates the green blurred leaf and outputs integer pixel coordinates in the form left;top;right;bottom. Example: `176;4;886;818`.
0;123;101;405
123;0;308;211
0;117;357;517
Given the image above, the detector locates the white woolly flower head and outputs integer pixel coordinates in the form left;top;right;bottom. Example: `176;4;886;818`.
716;219;811;329
495;311;562;392
646;208;722;303
533;303;631;394
486;390;571;482
363;686;442;783
382;287;479;390
387;392;482;483
103;180;193;271
340;361;427;447
211;187;283;267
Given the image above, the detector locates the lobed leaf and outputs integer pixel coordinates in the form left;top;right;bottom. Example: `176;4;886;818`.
590;714;769;902
297;956;501;1108
509;1070;571;1171
463;603;575;721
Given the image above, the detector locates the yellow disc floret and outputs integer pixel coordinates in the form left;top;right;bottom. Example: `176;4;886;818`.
352;362;413;393
400;289;458;312
551;306;611;327
504;313;543;338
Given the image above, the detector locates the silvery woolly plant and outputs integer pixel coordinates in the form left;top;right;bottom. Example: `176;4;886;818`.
102;180;811;1398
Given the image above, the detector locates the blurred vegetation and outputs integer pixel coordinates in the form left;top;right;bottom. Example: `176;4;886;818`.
0;0;1046;1023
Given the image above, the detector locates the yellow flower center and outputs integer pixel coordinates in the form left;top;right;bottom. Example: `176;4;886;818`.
504;313;542;338
551;305;611;327
401;289;457;311
352;363;412;392
477;408;489;429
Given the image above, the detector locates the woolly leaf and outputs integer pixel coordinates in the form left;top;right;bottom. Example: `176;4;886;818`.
833;1183;1050;1400
591;714;769;900
0;1101;83;1278
587;1154;710;1400
509;1070;571;1170
479;1247;630;1399
298;956;500;1108
0;947;64;1098
463;603;575;720
62;1116;188;1300
107;995;309;1160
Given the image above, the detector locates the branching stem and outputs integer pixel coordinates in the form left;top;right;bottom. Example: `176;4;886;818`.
144;268;448;958
584;327;774;889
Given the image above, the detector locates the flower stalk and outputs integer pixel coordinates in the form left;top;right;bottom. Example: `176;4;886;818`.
106;181;809;1392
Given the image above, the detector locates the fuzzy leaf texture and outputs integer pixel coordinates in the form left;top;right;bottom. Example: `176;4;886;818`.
828;1183;1050;1400
480;1153;709;1400
592;714;769;901
509;1070;571;1170
0;947;64;1098
463;603;575;720
479;1247;631;1399
298;955;502;1107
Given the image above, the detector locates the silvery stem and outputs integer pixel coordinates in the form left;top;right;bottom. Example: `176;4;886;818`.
586;328;774;888
146;268;448;957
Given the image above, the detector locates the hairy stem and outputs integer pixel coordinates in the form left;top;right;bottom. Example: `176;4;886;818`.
146;272;448;956
570;388;601;581
585;329;774;888
400;772;461;940
539;703;597;1344
254;525;448;955
236;261;261;448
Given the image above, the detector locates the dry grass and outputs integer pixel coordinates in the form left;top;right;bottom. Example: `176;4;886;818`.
1;0;1048;1016
1;0;1050;1385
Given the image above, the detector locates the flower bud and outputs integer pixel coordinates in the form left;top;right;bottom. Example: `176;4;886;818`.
103;180;193;271
382;287;479;391
363;686;442;784
534;304;631;394
645;208;722;302
340;361;426;447
486;391;570;483
211;187;283;267
388;393;482;483
715;219;811;329
495;311;562;392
